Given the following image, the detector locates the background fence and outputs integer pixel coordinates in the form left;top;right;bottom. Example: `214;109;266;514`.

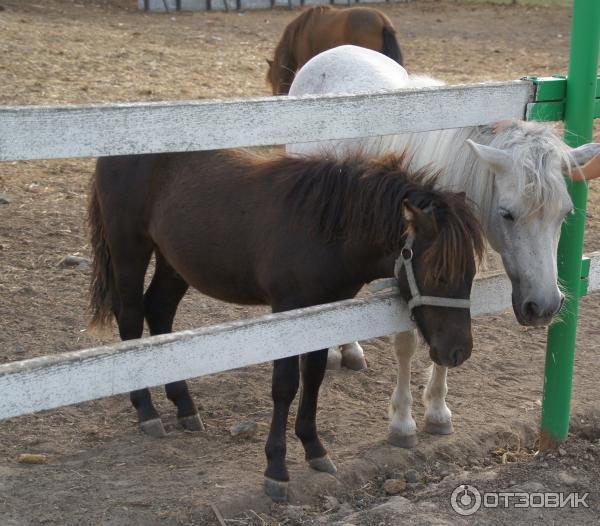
139;0;415;13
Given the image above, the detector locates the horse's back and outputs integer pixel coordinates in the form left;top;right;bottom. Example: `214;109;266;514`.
94;151;281;305
290;45;408;96
343;7;393;47
310;8;389;56
288;45;412;157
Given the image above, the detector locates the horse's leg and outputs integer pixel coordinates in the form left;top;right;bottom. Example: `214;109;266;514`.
388;330;418;448
264;355;300;502
143;254;203;432
326;347;343;370
423;364;453;435
164;381;203;431
339;341;367;371
111;241;162;437
295;349;336;474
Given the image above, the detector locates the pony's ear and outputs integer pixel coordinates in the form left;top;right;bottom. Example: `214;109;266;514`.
402;199;428;235
466;139;512;174
565;143;600;174
266;58;274;67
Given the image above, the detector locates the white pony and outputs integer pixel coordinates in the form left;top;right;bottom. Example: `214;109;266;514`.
287;45;597;447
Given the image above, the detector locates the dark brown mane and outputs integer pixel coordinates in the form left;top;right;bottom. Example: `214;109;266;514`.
276;153;485;286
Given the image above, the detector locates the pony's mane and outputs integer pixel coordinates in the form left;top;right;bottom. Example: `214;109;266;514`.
486;121;571;219
389;119;571;230
267;6;333;94
274;153;485;286
342;73;573;231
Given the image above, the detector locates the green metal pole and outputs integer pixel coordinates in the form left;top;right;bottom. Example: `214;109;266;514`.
540;0;600;449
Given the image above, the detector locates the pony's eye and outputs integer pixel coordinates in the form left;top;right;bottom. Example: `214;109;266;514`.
500;209;515;222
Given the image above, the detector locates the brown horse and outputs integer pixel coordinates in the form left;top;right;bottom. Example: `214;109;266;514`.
267;6;403;95
88;150;483;501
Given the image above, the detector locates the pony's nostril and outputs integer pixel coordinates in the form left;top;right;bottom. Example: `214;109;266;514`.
430;346;470;367
523;301;540;320
450;347;466;367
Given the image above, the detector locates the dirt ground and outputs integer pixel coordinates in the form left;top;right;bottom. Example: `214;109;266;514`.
1;0;599;525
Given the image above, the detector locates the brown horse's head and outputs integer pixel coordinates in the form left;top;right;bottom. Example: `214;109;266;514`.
265;52;296;95
265;58;277;94
397;195;484;368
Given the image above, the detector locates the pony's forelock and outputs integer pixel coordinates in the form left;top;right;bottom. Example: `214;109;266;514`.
422;196;485;287
489;121;571;222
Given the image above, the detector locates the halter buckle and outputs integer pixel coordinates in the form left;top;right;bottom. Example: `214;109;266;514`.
401;247;413;261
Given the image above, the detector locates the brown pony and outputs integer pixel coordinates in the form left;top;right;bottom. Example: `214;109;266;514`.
267;6;403;95
88;150;483;501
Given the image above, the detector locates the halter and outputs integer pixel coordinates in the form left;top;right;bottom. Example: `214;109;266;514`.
370;235;471;312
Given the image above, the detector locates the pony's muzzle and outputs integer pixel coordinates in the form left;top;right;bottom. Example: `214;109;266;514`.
429;342;472;368
521;293;564;326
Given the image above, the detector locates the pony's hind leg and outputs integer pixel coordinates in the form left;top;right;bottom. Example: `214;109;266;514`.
340;341;367;370
423;364;453;435
388;330;418;448
110;238;163;436
295;349;336;475
264;355;300;502
165;381;203;432
130;389;165;438
327;342;367;371
326;347;343;370
143;254;203;432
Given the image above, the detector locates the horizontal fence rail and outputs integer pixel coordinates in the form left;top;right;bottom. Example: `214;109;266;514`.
1;251;599;421
141;0;415;12
0;81;534;161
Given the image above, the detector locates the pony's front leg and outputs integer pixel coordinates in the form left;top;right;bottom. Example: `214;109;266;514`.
388;330;418;448
295;349;337;474
423;364;454;435
264;356;300;502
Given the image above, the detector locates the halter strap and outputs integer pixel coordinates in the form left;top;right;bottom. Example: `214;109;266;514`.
370;235;471;311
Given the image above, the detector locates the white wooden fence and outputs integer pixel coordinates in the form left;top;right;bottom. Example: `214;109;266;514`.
139;0;414;13
1;80;598;420
0;82;531;161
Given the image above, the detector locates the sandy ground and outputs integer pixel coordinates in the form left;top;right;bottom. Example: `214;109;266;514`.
0;0;599;525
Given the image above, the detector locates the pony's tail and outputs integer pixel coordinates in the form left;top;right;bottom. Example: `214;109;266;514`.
381;25;404;67
88;177;115;332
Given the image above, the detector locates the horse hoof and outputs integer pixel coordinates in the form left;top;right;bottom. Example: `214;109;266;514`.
425;420;454;435
308;455;337;474
388;432;418;449
140;418;167;438
179;413;205;432
264;477;288;502
341;354;368;371
326;348;343;370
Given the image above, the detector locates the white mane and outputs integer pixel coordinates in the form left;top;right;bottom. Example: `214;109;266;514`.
385;120;572;230
289;59;572;231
